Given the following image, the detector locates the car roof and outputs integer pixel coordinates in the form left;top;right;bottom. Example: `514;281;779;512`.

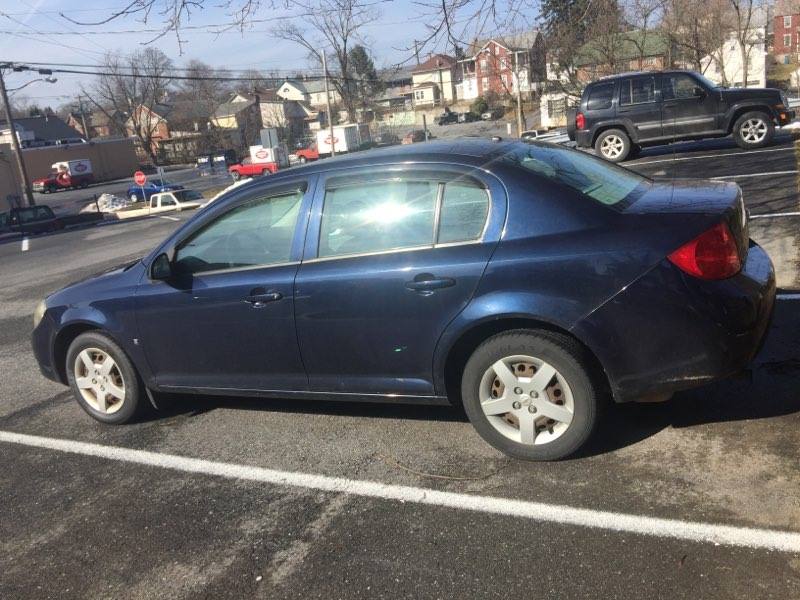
251;138;523;183
593;69;696;84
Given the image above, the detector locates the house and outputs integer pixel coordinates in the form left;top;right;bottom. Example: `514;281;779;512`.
702;6;768;87
411;54;457;107
0;115;83;146
276;79;341;109
775;0;800;62
456;31;546;101
258;89;318;138
66;110;126;139
374;67;414;112
211;93;264;149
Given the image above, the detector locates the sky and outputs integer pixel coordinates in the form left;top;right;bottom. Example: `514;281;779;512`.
0;0;539;109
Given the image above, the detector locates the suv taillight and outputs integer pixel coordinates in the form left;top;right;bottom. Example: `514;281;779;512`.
667;222;741;280
575;112;586;130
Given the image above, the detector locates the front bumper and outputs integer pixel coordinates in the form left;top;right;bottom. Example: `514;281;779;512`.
31;313;61;384
778;110;795;126
572;242;776;403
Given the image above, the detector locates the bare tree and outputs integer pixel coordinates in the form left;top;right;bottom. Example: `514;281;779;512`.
661;0;730;73
87;47;173;164
729;0;765;87
271;0;378;122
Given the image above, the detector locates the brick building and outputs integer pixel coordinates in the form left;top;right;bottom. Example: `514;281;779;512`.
775;0;800;62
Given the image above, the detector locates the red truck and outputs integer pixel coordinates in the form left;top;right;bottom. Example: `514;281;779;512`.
228;158;279;181
32;159;94;193
293;144;319;164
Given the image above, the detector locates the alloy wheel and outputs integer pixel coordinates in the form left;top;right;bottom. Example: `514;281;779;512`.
740;118;767;143
478;355;574;446
73;347;126;414
600;135;624;159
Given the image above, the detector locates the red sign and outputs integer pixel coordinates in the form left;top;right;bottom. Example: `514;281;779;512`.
133;171;147;186
325;136;338;145
74;163;88;173
255;149;269;160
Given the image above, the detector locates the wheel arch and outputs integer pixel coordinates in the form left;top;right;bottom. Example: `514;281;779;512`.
724;104;775;133
438;316;611;407
52;322;103;384
591;122;636;146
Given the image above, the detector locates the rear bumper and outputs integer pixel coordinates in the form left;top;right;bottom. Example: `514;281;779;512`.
572;242;776;403
574;130;592;148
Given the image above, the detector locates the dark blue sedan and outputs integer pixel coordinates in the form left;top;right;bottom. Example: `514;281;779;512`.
127;179;184;202
32;140;775;460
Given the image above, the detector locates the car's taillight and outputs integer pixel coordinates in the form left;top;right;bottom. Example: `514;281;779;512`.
667;222;741;280
576;112;586;130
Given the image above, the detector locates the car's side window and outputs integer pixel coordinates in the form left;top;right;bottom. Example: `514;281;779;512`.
619;77;656;106
150;195;159;209
318;179;438;258
162;196;177;206
173;190;303;274
662;74;698;100
586;82;615;110
437;182;490;244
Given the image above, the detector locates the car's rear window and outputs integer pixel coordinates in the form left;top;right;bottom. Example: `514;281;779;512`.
504;143;649;209
586;82;615;110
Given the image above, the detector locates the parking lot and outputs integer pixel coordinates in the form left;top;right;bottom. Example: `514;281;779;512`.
1;135;799;599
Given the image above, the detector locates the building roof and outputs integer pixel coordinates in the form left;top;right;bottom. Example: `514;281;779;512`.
0;115;82;141
378;67;414;84
412;54;456;74
574;31;670;67
466;30;541;56
280;79;329;95
776;0;800;16
213;99;255;118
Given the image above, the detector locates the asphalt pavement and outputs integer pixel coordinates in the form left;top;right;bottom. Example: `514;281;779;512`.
1;135;799;599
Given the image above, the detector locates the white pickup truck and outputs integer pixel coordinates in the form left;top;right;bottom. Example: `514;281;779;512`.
148;190;205;213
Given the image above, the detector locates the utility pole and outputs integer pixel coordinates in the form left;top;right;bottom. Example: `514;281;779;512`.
322;50;336;157
78;95;91;141
0;65;34;206
514;53;525;137
414;40;420;65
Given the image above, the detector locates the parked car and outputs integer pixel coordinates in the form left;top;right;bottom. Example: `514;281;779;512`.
228;158;279;181
148;190;205;212
31;139;775;461
294;144;319;164
458;111;481;123
373;132;400;147
435;109;459;126
32;159;94;193
402;130;434;144
3;205;63;234
127;179;184;202
481;108;505;120
569;69;795;162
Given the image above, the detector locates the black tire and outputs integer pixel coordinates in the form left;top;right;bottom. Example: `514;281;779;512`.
299;156;307;164
461;330;601;461
628;144;642;159
261;168;271;177
65;331;147;424
594;128;631;162
733;110;774;149
231;171;241;181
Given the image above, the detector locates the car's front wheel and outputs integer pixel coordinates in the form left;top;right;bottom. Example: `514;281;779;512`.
461;330;601;461
733;111;774;149
65;332;146;424
594;128;631;162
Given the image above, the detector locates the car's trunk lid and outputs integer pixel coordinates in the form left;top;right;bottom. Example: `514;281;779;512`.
624;179;749;263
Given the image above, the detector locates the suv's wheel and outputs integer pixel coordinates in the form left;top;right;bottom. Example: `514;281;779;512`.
595;128;631;162
733;111;774;149
65;332;146;424
461;330;601;461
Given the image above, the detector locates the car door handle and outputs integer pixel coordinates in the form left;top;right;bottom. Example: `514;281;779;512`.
244;290;283;307
405;274;456;292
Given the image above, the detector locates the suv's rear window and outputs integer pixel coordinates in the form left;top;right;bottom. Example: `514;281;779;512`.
504;142;649;209
587;82;615;110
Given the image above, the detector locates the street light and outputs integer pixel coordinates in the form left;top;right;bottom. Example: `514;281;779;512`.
0;63;58;207
8;77;58;94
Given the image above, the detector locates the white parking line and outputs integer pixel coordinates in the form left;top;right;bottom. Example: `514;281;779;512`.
628;145;796;166
712;170;799;180
159;215;180;221
20;237;29;252
777;293;800;300
2;430;799;553
751;211;800;219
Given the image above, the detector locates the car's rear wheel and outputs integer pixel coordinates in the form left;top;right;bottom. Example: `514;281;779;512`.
461;330;600;461
299;156;307;164
595;128;631;162
231;171;241;181
733;111;774;149
66;332;146;424
261;168;271;177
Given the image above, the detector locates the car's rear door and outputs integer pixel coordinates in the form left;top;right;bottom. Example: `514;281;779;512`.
661;72;721;138
616;74;661;142
293;165;506;397
135;178;315;392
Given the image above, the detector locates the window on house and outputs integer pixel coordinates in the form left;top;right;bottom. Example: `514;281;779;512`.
480;58;487;70
547;98;567;120
785;34;792;47
481;77;489;89
785;16;792;28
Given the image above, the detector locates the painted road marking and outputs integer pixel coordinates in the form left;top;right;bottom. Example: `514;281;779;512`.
751;211;800;219
20;238;28;252
712;170;798;179
2;430;799;553
777;293;800;300
628;145;796;166
159;215;180;221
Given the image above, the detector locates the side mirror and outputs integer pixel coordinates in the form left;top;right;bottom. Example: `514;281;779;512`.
693;86;706;98
150;253;173;281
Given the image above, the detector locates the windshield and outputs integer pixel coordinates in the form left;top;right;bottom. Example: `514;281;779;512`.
504;142;650;209
693;72;719;90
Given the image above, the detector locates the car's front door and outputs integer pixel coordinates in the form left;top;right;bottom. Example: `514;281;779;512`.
616;74;661;142
661;72;721;138
294;167;505;397
136;180;313;392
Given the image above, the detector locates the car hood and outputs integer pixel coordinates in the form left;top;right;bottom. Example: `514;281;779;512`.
718;87;782;102
47;258;144;305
